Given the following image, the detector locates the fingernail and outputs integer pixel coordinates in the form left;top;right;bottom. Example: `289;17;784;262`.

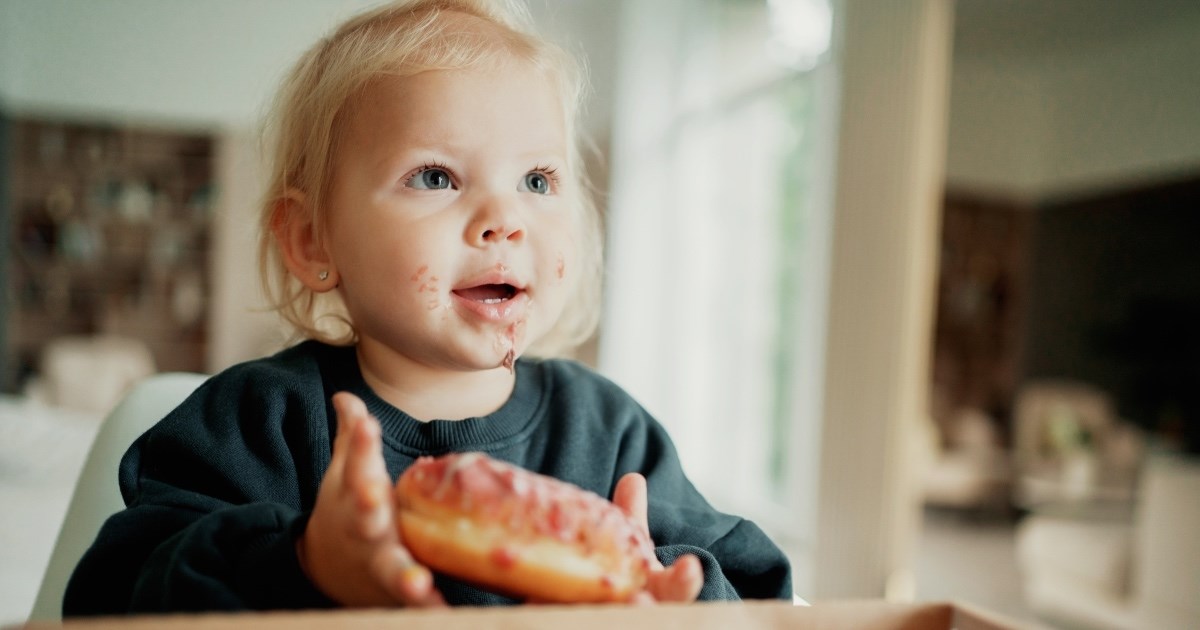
400;565;432;596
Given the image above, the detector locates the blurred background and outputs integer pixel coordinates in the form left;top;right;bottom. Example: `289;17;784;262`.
2;0;1198;628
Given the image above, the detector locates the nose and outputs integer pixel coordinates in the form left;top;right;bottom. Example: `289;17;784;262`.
466;193;525;247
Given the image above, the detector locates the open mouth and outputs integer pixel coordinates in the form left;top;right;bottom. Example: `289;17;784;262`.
452;283;519;304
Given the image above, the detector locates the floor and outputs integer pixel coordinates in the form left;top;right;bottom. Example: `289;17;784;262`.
915;508;1045;627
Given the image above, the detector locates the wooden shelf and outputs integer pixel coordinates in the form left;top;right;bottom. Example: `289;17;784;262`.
931;192;1033;446
4;116;215;389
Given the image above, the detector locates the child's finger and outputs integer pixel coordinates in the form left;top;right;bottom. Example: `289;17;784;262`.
373;545;446;607
647;554;703;602
612;472;650;536
328;392;365;478
337;395;387;494
613;473;668;570
344;416;386;497
628;591;656;606
331;393;393;540
347;429;394;539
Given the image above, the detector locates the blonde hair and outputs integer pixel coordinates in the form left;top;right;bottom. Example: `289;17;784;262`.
258;0;602;356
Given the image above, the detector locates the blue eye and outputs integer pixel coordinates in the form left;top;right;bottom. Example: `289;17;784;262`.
407;167;454;190
520;171;552;195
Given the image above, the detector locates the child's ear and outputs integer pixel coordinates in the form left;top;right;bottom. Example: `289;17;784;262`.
271;190;339;292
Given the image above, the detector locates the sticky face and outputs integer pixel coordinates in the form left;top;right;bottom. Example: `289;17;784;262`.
321;61;578;372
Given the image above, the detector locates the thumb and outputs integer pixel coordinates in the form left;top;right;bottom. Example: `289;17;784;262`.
612;472;649;536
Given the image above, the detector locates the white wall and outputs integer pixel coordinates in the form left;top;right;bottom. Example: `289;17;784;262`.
0;0;376;128
1040;13;1200;197
0;0;616;134
944;54;1050;201
946;5;1200;201
0;2;18;105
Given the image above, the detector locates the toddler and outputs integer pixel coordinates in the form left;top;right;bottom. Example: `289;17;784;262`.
64;0;792;614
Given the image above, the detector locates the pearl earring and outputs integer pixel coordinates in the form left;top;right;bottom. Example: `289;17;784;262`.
317;270;329;281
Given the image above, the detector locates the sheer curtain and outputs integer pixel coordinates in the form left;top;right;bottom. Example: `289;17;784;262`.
599;0;839;594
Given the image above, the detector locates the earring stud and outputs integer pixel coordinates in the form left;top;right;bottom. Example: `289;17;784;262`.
317;270;329;281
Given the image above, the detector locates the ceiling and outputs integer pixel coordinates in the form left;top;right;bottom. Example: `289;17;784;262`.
953;0;1200;60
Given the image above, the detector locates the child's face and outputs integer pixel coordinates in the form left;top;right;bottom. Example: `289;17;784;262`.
324;61;578;372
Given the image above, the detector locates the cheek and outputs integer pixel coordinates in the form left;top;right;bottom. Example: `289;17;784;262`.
410;263;449;311
336;228;436;306
546;243;585;321
411;263;438;293
552;217;585;284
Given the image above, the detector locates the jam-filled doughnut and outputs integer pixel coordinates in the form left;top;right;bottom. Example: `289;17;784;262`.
394;452;656;603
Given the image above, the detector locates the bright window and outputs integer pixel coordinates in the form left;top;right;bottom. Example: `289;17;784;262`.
600;0;838;593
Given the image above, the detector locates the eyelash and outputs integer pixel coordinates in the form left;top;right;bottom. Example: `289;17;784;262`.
531;164;561;189
403;162;562;192
419;160;453;179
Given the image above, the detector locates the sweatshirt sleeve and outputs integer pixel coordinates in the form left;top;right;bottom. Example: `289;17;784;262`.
63;366;336;615
616;416;793;602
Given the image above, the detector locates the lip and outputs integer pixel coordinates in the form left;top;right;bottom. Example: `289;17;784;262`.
452;269;527;293
450;270;529;322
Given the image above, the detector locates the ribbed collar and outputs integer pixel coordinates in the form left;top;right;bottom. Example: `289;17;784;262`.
317;343;547;456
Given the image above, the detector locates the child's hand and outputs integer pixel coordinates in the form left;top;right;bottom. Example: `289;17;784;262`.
297;392;445;607
612;473;704;604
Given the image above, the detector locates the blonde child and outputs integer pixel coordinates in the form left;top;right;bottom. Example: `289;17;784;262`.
64;0;791;613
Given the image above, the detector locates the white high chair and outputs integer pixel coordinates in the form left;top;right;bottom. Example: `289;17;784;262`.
29;372;207;622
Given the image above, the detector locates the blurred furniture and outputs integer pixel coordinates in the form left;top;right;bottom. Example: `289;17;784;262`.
929;194;1032;462
920;407;1012;513
29;372;207;622
1012;381;1142;511
1015;454;1200;630
26;335;156;414
4;116;214;392
1131;455;1200;628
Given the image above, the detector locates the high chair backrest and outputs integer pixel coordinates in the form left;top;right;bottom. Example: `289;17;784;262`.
29;372;207;622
